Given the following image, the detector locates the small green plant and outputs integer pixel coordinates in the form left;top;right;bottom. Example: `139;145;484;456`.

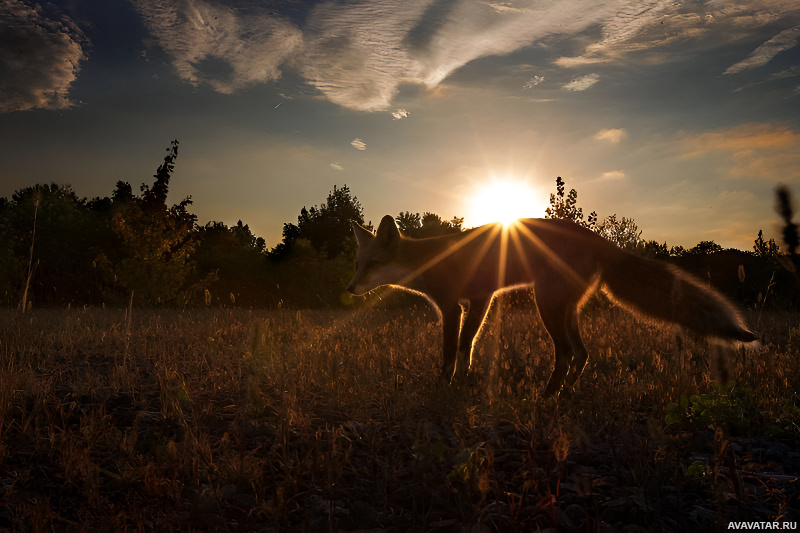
684;460;711;484
767;394;800;437
665;383;756;433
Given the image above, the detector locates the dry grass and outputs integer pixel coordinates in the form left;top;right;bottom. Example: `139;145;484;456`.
0;299;798;531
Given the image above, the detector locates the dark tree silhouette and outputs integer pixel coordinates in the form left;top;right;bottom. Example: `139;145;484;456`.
545;176;597;229
638;240;670;259
396;211;463;237
687;240;724;255
194;220;269;306
597;214;642;251
4;184;103;306
753;229;779;257
271;185;364;260
94;141;199;305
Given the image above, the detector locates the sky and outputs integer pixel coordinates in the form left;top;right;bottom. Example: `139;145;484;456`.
1;0;799;251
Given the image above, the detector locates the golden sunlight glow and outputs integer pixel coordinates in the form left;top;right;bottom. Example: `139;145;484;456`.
466;178;546;227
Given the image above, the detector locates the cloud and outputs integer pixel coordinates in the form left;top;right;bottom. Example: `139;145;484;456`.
595;128;627;143
724;25;800;74
682;122;798;156
392;108;410;119
600;170;626;180
556;2;800;68
0;0;89;113
523;75;545;89
555;2;694;67
131;0;301;94
679;122;800;181
330;163;344;171
351;138;367;150
297;0;635;110
130;0;800;111
563;74;600;91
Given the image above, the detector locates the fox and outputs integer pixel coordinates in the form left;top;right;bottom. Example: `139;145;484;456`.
346;215;757;397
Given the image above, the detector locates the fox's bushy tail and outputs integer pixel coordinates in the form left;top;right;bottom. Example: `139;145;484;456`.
599;247;756;343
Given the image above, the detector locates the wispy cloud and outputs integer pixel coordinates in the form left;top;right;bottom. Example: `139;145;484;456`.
330;163;344;171
595;128;627;143
733;65;800;92
0;0;89;113
523;75;545;89
563;74;600;91
679;122;800;181
131;0;301;94
600;170;626;180
351;138;367;151
128;0;800;111
392;108;410;119
724;25;800;74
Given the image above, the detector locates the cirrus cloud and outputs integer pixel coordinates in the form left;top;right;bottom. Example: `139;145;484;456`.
595;128;628;143
563;73;600;91
128;0;800;112
600;170;626;180
679;122;800;181
131;0;301;94
724;25;800;74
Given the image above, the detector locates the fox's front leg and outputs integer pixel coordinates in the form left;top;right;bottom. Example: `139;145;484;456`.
453;297;491;378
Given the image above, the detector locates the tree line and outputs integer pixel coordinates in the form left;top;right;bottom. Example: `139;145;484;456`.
1;142;796;310
1;141;464;309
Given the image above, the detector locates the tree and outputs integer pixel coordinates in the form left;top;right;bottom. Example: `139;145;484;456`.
637;240;670;259
597;214;641;251
687;240;723;255
194;220;269;306
271;185;365;260
5;183;103;306
669;245;686;257
396;211;463;237
396;211;422;235
544;176;597;230
94;140;200;305
753;229;779;257
0;197;20;305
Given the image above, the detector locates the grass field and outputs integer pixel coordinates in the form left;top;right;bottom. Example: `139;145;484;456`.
0;298;798;531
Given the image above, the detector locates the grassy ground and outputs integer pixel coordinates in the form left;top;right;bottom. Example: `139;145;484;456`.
0;298;798;531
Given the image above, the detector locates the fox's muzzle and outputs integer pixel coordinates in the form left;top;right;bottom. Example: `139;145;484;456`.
345;274;362;295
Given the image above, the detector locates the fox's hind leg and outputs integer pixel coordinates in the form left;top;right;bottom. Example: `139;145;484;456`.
563;309;589;389
536;289;584;397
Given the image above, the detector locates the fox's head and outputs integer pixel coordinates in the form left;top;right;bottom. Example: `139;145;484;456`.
346;215;412;295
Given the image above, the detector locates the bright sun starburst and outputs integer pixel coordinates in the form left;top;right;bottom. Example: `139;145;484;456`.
467;178;545;227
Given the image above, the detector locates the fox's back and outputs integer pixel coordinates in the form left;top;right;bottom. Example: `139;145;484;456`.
411;218;612;301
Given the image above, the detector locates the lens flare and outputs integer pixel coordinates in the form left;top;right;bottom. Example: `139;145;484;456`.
467;178;545;227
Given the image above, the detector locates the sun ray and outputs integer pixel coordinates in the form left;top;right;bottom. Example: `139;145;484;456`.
507;223;536;281
512;220;592;290
497;224;509;288
394;223;502;290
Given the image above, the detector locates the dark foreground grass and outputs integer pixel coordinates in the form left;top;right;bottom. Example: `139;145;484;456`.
0;300;798;532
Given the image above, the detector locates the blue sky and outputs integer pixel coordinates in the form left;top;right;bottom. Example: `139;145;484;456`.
1;0;799;250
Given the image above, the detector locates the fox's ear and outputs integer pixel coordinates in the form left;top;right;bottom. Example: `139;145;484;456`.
376;215;400;247
351;221;374;246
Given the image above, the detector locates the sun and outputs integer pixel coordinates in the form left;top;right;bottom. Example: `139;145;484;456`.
466;177;546;227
